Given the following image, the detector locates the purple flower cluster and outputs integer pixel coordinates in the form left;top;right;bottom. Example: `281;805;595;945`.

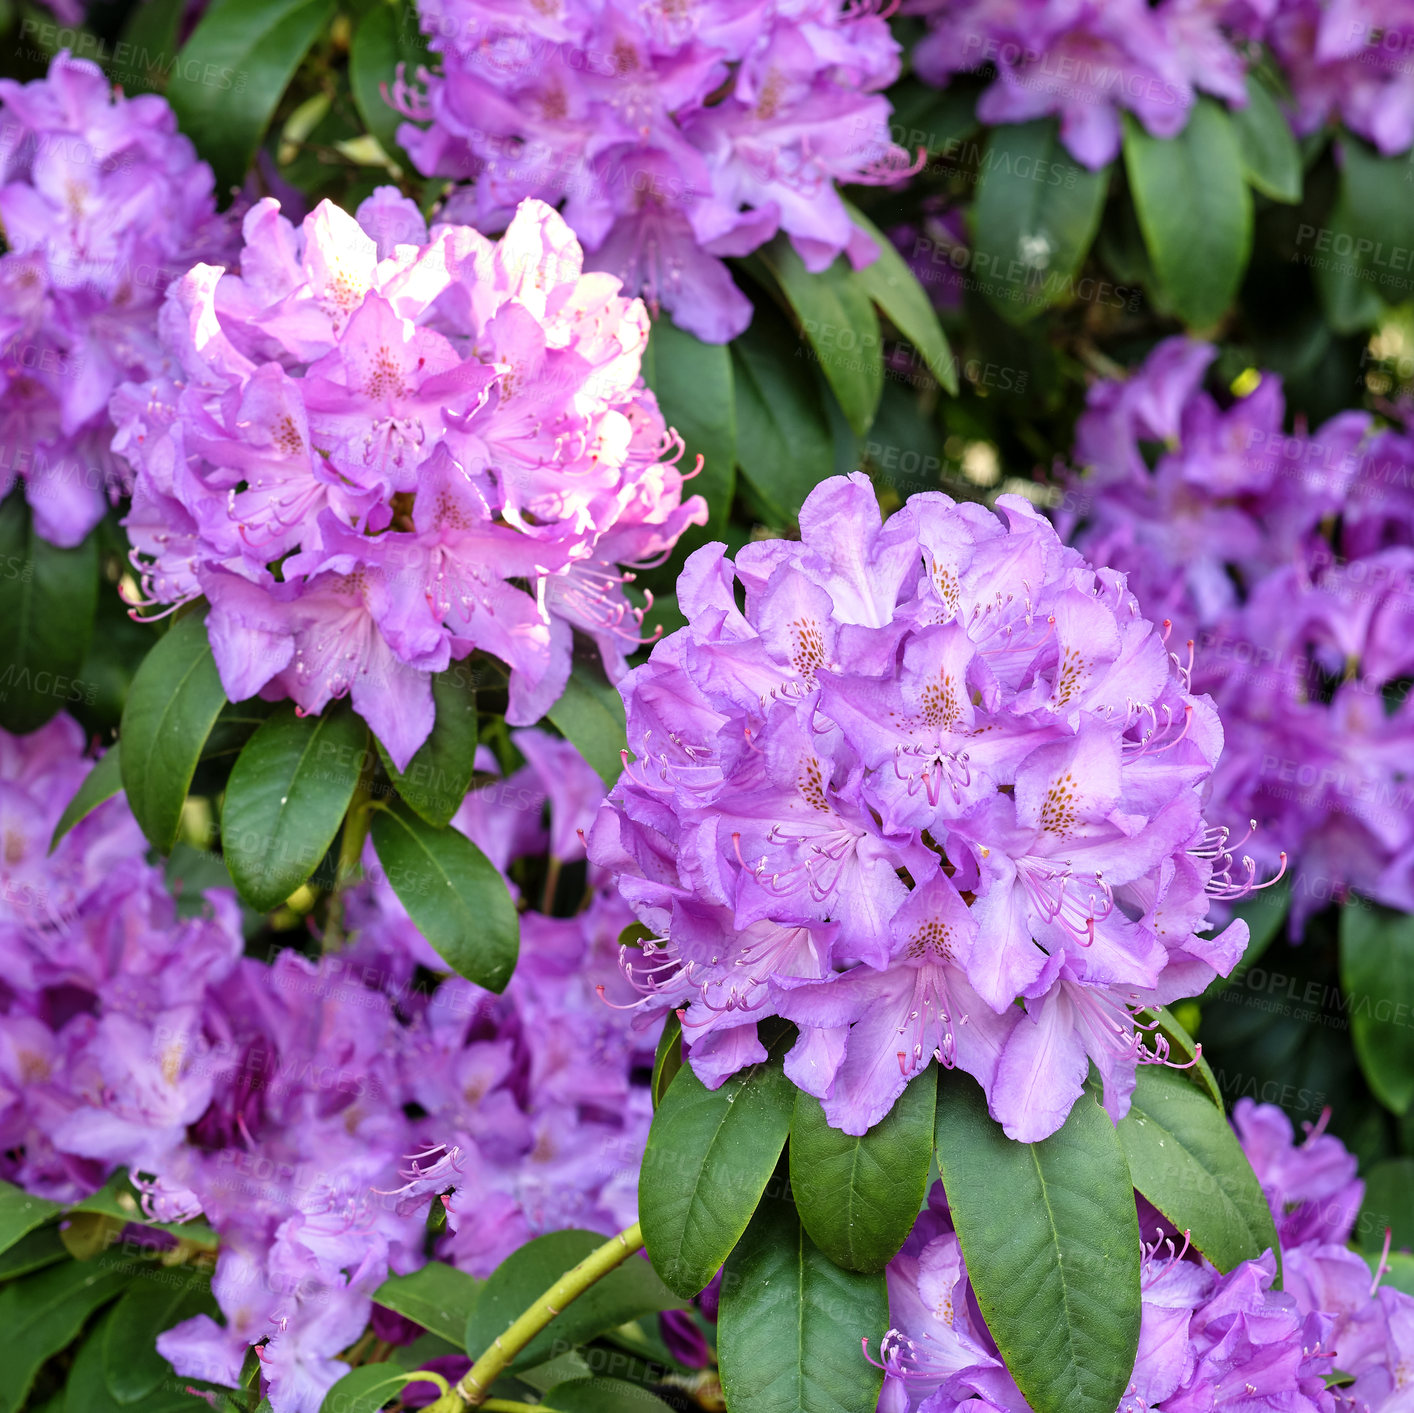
902;0;1267;169
592;472;1250;1141
1267;0;1414;156
393;0;913;342
1234;1099;1414;1413
873;1182;1338;1413
875;1100;1414;1413
1062;337;1414;926
111;189;705;768
0;51;231;545
0;713;651;1413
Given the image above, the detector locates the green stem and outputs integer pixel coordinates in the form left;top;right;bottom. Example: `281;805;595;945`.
322;755;378;953
481;1403;546;1413
454;1221;645;1406
540;855;562;915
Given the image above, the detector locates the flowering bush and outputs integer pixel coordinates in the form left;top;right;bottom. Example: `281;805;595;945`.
2;6;1414;1413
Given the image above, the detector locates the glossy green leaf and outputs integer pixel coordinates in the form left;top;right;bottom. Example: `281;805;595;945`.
0;1178;61;1257
542;1377;676;1413
969;121;1110;322
789;1064;936;1273
846;201;958;391
1231;73;1302;202
119;612;228;855
1139;1006;1224;1110
0;494;99;735
1118;1066;1279;1277
69;1171;219;1249
49;746;123;854
1340;903;1414;1114
374;1261;484;1346
376;668;478;828
758;237;883;436
731;312;837;526
68;1307;207;1413
641;316;736;538
464;1229;684;1371
103;1269;216;1403
718;1191;888;1413
934;1078;1141;1413
639;1051;796;1298
545;660;627;789
370;800;519;990
1313;134;1414;332
1124;99;1253;329
0;1227;67;1281
1358;1158;1414;1255
349;0;430;161
0;1258;133;1413
222;704;369;910
167;0;336;194
651;1011;683;1110
115;0;187;95
319;1365;441;1413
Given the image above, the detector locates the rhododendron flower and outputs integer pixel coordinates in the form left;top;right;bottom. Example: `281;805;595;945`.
1060;336;1414;927
392;0;914;341
592;473;1254;1140
902;0;1264;169
111;189;705;766
873;1179;1340;1413
0;50;231;545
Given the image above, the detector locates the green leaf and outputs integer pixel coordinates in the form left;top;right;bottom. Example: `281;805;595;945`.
0;494;99;735
376;667;478;828
370;800;519;990
0;1227;67;1281
103;1269;216;1403
542;1377;677;1413
374;1261;484;1346
639;1050;796;1298
119;612;228;855
49;746;123;854
0;1179;61;1257
651;1011;682;1111
1358;1158;1414;1255
934;1078;1141;1413
1231;73;1302;202
349;0;430;162
221;704;369;910
319;1365;440;1413
757;238;883;436
845;201;958;391
1313;134;1414;332
69;1171;219;1249
0;1258;133;1413
1139;1005;1224;1110
68;1307;208;1413
789;1064;936;1273
1124;100;1253;329
640;317;736;539
115;0;188;94
1201;882;1290;1000
717;1190;888;1413
166;0;337;194
1340;903;1414;1114
969;121;1110;322
545;660;627;789
731;312;837;526
463;1230;685;1371
1118;1066;1280;1277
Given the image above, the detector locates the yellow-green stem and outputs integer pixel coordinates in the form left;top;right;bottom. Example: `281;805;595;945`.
455;1221;644;1406
322;754;378;952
